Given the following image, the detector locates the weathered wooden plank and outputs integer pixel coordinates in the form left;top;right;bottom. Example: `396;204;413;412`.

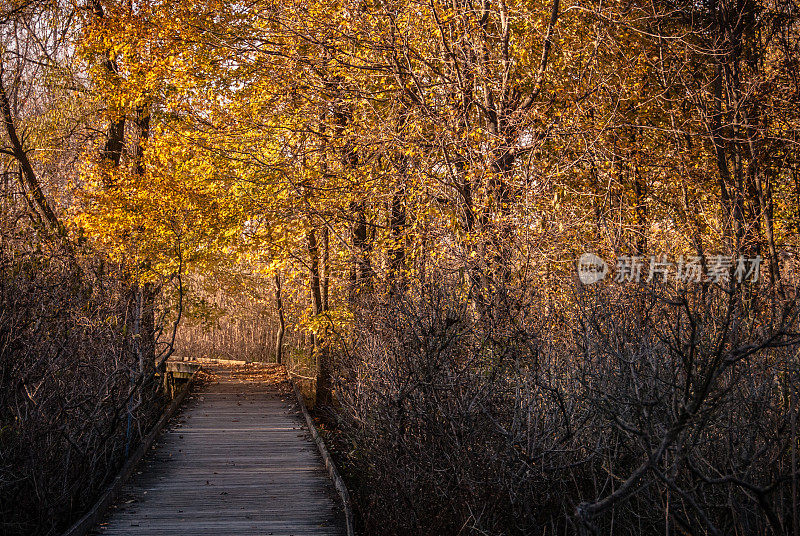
92;364;345;536
290;379;356;536
62;371;199;536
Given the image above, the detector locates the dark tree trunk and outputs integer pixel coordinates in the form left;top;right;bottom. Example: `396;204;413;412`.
274;272;285;365
350;202;373;299
133;106;156;376
388;186;407;296
322;227;330;311
307;228;332;406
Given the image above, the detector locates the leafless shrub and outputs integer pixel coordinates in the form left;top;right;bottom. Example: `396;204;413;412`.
335;273;800;535
0;218;167;536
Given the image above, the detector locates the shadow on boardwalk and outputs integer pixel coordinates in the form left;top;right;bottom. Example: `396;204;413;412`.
93;363;345;536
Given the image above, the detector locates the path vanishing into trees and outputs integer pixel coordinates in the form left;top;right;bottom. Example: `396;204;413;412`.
93;363;345;536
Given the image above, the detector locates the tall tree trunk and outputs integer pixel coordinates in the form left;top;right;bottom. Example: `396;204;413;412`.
133;106;156;376
103;117;125;172
388;185;407;297
133;105;150;175
92;0;126;181
631;122;648;256
710;61;739;249
274;271;285;365
350;202;373;299
322;226;330;311
307;227;332;406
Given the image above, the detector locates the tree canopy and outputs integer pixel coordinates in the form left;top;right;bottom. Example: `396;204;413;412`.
2;0;800;533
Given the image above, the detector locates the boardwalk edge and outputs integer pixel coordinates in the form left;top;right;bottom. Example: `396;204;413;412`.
60;370;199;536
290;376;356;536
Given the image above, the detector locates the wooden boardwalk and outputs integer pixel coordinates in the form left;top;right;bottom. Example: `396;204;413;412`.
93;363;345;536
